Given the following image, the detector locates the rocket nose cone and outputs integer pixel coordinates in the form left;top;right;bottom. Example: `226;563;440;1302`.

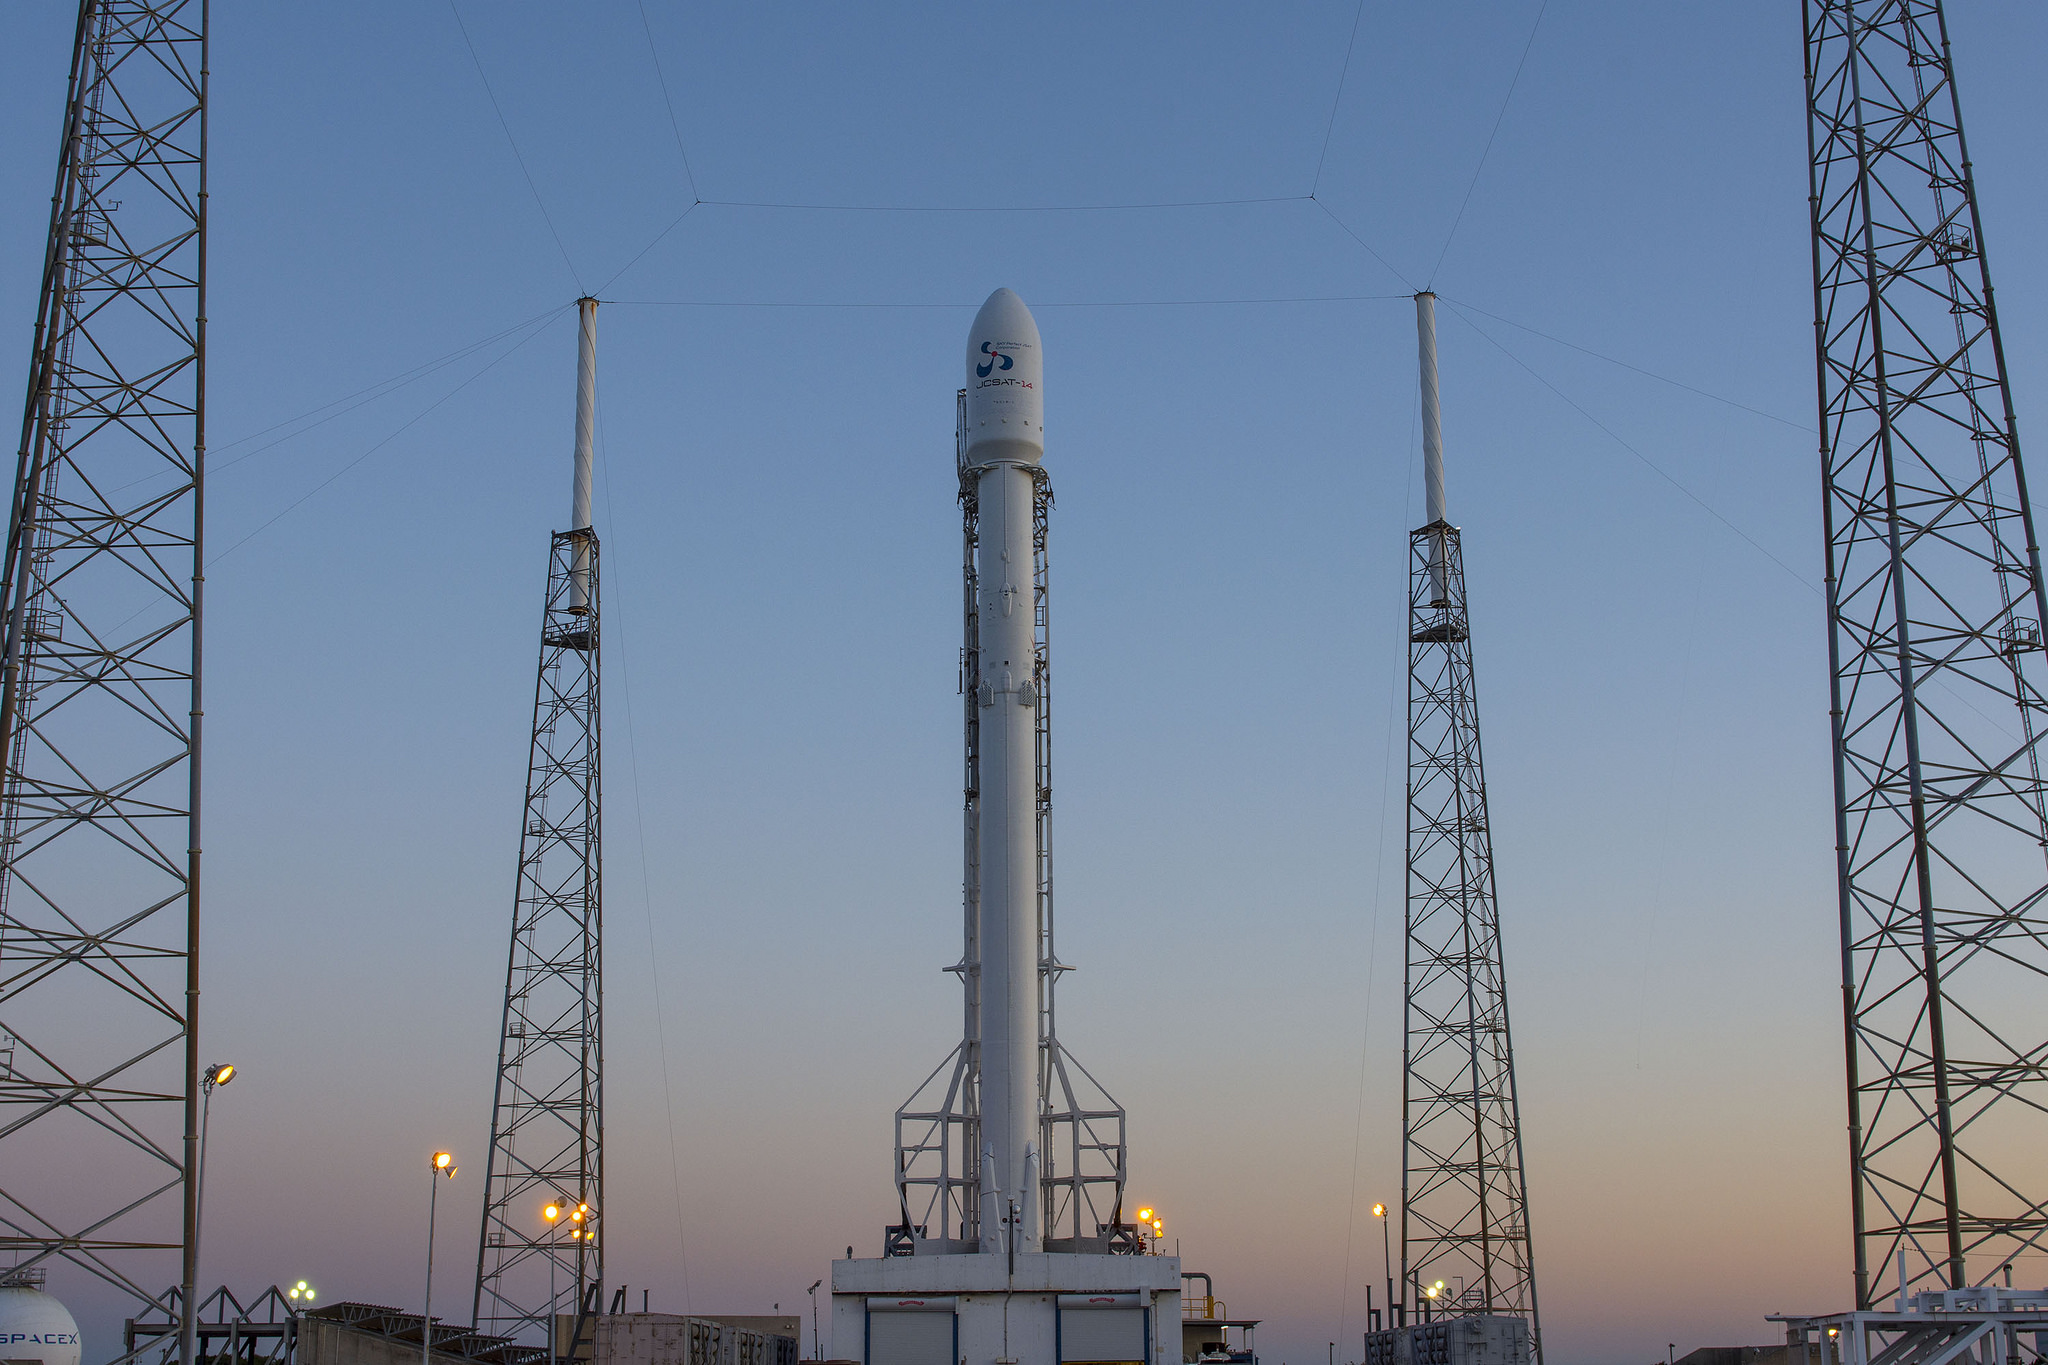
971;287;1037;335
965;288;1045;464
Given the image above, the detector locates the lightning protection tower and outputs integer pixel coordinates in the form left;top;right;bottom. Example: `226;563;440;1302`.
1402;292;1540;1361
474;299;603;1344
0;4;208;1361
1805;0;2048;1306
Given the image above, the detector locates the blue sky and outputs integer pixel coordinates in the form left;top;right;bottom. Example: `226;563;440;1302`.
5;5;2048;1365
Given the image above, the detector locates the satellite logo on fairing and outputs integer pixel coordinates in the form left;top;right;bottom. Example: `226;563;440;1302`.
976;342;1015;378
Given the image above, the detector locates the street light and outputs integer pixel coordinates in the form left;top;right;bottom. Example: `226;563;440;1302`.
1371;1203;1392;1327
289;1282;317;1307
194;1063;238;1296
808;1280;823;1359
543;1203;565;1360
422;1153;456;1365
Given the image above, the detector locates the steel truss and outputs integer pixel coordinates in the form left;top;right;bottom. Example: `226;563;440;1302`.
1804;0;2048;1306
125;1285;300;1365
1775;1286;2048;1365
0;1;208;1354
892;394;1131;1256
474;529;601;1341
1403;523;1539;1360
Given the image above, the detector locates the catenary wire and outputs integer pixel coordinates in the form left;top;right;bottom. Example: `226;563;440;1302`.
450;0;586;292
1336;369;1419;1355
1312;198;1419;295
207;310;567;567
636;0;701;201
600;293;1412;309
1438;294;1814;432
208;305;569;461
593;200;703;298
100;305;573;502
1427;0;1549;287
1310;0;1369;198
593;386;697;1316
1438;297;1817;593
696;194;1309;213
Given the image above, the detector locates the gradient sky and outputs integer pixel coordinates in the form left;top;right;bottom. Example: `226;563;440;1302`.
5;5;2048;1365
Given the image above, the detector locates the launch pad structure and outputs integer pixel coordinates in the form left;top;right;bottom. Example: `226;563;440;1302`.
833;291;1178;1365
16;7;2048;1365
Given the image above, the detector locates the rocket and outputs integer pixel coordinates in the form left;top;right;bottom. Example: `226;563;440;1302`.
962;288;1046;1253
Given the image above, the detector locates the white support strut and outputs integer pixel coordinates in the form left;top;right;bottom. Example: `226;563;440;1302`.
569;295;598;611
1415;290;1449;606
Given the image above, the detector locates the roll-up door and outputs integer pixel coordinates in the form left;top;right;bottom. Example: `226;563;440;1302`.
866;1298;955;1365
1058;1295;1145;1365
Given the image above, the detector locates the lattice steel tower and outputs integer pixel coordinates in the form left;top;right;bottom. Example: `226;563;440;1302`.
0;4;208;1361
474;299;603;1342
1401;293;1540;1360
1805;0;2048;1307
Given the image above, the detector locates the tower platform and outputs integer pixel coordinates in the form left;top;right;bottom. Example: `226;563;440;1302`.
829;1253;1182;1365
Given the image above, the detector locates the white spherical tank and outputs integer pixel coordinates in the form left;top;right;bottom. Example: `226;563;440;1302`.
964;287;1044;465
0;1284;81;1365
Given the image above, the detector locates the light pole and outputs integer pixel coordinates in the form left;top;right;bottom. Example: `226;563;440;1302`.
1371;1203;1391;1328
568;1201;595;1321
1133;1206;1163;1255
807;1280;822;1360
195;1063;236;1295
423;1152;456;1365
544;1204;563;1365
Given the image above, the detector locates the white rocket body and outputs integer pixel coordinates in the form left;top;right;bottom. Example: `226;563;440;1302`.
964;288;1045;1254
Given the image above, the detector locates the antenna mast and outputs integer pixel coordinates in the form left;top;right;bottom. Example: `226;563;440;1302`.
1401;292;1541;1361
1804;0;2048;1306
474;299;604;1342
